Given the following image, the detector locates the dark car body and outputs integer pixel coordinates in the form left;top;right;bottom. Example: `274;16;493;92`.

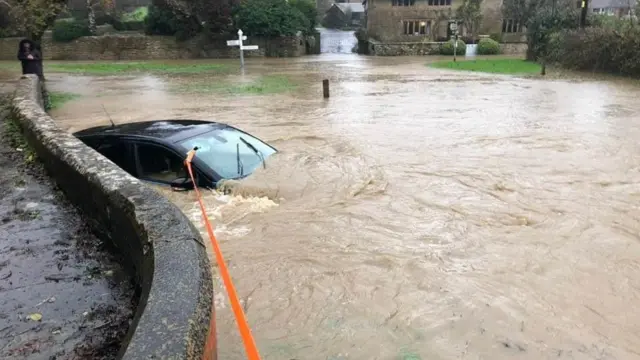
73;120;277;189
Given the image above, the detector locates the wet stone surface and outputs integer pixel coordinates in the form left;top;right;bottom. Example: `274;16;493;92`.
0;104;135;359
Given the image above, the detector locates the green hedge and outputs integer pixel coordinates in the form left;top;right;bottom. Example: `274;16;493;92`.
547;25;640;77
477;38;500;55
112;20;146;31
52;19;91;42
440;39;466;56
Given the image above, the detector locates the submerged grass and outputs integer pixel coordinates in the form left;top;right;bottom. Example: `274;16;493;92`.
430;59;542;75
176;75;297;95
45;62;229;75
49;92;80;110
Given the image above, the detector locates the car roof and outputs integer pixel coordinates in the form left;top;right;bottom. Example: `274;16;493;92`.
73;120;231;143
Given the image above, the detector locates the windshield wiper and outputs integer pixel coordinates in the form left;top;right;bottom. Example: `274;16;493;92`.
239;136;266;169
236;143;244;177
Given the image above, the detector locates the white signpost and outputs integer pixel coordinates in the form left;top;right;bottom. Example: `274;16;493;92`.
226;29;259;69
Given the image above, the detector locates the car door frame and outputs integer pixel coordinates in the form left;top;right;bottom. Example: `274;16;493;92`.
83;134;137;177
130;139;214;188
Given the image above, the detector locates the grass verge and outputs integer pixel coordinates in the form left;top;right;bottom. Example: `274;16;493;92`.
176;75;297;95
430;59;542;75
49;92;80;110
45;62;229;75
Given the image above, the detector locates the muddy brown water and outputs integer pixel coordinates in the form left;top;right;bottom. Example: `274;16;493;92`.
5;54;640;359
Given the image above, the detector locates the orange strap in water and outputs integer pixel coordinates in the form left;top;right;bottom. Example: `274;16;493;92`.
185;149;261;360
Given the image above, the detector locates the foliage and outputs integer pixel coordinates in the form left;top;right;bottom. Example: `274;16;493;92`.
489;32;502;42
4;0;68;41
52;18;91;42
430;59;541;74
145;4;179;36
289;0;317;33
112;20;146;31
477;38;500;54
121;7;149;22
440;39;467;56
525;7;580;61
546;24;640;77
234;0;309;37
456;0;483;37
159;0;237;36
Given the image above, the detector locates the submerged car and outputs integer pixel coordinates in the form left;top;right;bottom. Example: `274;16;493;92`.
73;120;277;190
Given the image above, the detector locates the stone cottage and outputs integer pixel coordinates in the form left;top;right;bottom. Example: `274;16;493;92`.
363;0;504;41
323;3;366;28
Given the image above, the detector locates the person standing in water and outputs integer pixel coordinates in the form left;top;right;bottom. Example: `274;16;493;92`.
17;39;50;110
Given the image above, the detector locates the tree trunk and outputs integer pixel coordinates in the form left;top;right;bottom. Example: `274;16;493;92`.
87;0;97;35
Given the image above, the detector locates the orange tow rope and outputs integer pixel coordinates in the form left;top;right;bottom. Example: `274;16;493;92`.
185;149;261;360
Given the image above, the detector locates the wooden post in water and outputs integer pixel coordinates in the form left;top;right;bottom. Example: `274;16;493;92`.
323;79;330;99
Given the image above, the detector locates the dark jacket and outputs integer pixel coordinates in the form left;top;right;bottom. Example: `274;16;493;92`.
17;39;43;78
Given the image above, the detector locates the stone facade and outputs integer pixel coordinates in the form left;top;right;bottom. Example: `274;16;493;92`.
0;32;310;61
365;0;504;42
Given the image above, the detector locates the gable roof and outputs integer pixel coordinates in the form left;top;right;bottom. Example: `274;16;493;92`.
334;3;365;13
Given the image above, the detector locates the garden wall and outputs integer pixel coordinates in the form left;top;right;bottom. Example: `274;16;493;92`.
366;39;527;56
10;74;215;359
0;32;310;60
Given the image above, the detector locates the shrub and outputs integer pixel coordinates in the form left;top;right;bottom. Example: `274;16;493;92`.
52;19;91;42
145;4;178;36
477;38;500;55
112;20;146;31
440;39;466;56
489;33;502;43
547;26;640;77
288;0;317;33
121;7;149;22
234;0;309;37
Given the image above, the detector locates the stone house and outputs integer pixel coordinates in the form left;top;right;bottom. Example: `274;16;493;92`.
590;0;637;17
323;3;366;28
363;0;505;42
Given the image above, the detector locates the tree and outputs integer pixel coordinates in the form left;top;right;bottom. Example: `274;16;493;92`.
289;0;318;33
159;0;237;35
234;0;309;37
456;0;483;38
5;0;68;42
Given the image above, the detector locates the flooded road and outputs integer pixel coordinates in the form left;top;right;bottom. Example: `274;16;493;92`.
16;54;640;359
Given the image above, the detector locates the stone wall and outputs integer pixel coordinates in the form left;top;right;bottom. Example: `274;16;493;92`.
500;42;527;56
368;40;441;55
367;39;527;56
0;32;309;60
10;75;215;359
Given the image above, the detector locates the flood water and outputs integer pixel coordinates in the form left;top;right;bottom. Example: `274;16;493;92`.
11;53;640;359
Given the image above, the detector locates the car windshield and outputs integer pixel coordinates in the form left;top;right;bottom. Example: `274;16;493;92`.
178;127;276;180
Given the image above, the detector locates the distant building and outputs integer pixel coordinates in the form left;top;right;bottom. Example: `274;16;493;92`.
323;3;366;28
590;0;636;17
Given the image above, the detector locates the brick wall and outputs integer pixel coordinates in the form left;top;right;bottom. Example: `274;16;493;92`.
0;32;309;61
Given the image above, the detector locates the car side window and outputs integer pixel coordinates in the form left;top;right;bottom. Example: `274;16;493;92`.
96;139;135;175
136;143;187;183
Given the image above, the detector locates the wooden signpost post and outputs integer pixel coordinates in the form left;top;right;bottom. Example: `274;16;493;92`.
226;29;259;69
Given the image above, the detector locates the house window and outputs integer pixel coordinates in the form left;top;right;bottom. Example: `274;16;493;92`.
427;0;452;5
392;0;415;6
502;19;522;33
403;20;430;35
